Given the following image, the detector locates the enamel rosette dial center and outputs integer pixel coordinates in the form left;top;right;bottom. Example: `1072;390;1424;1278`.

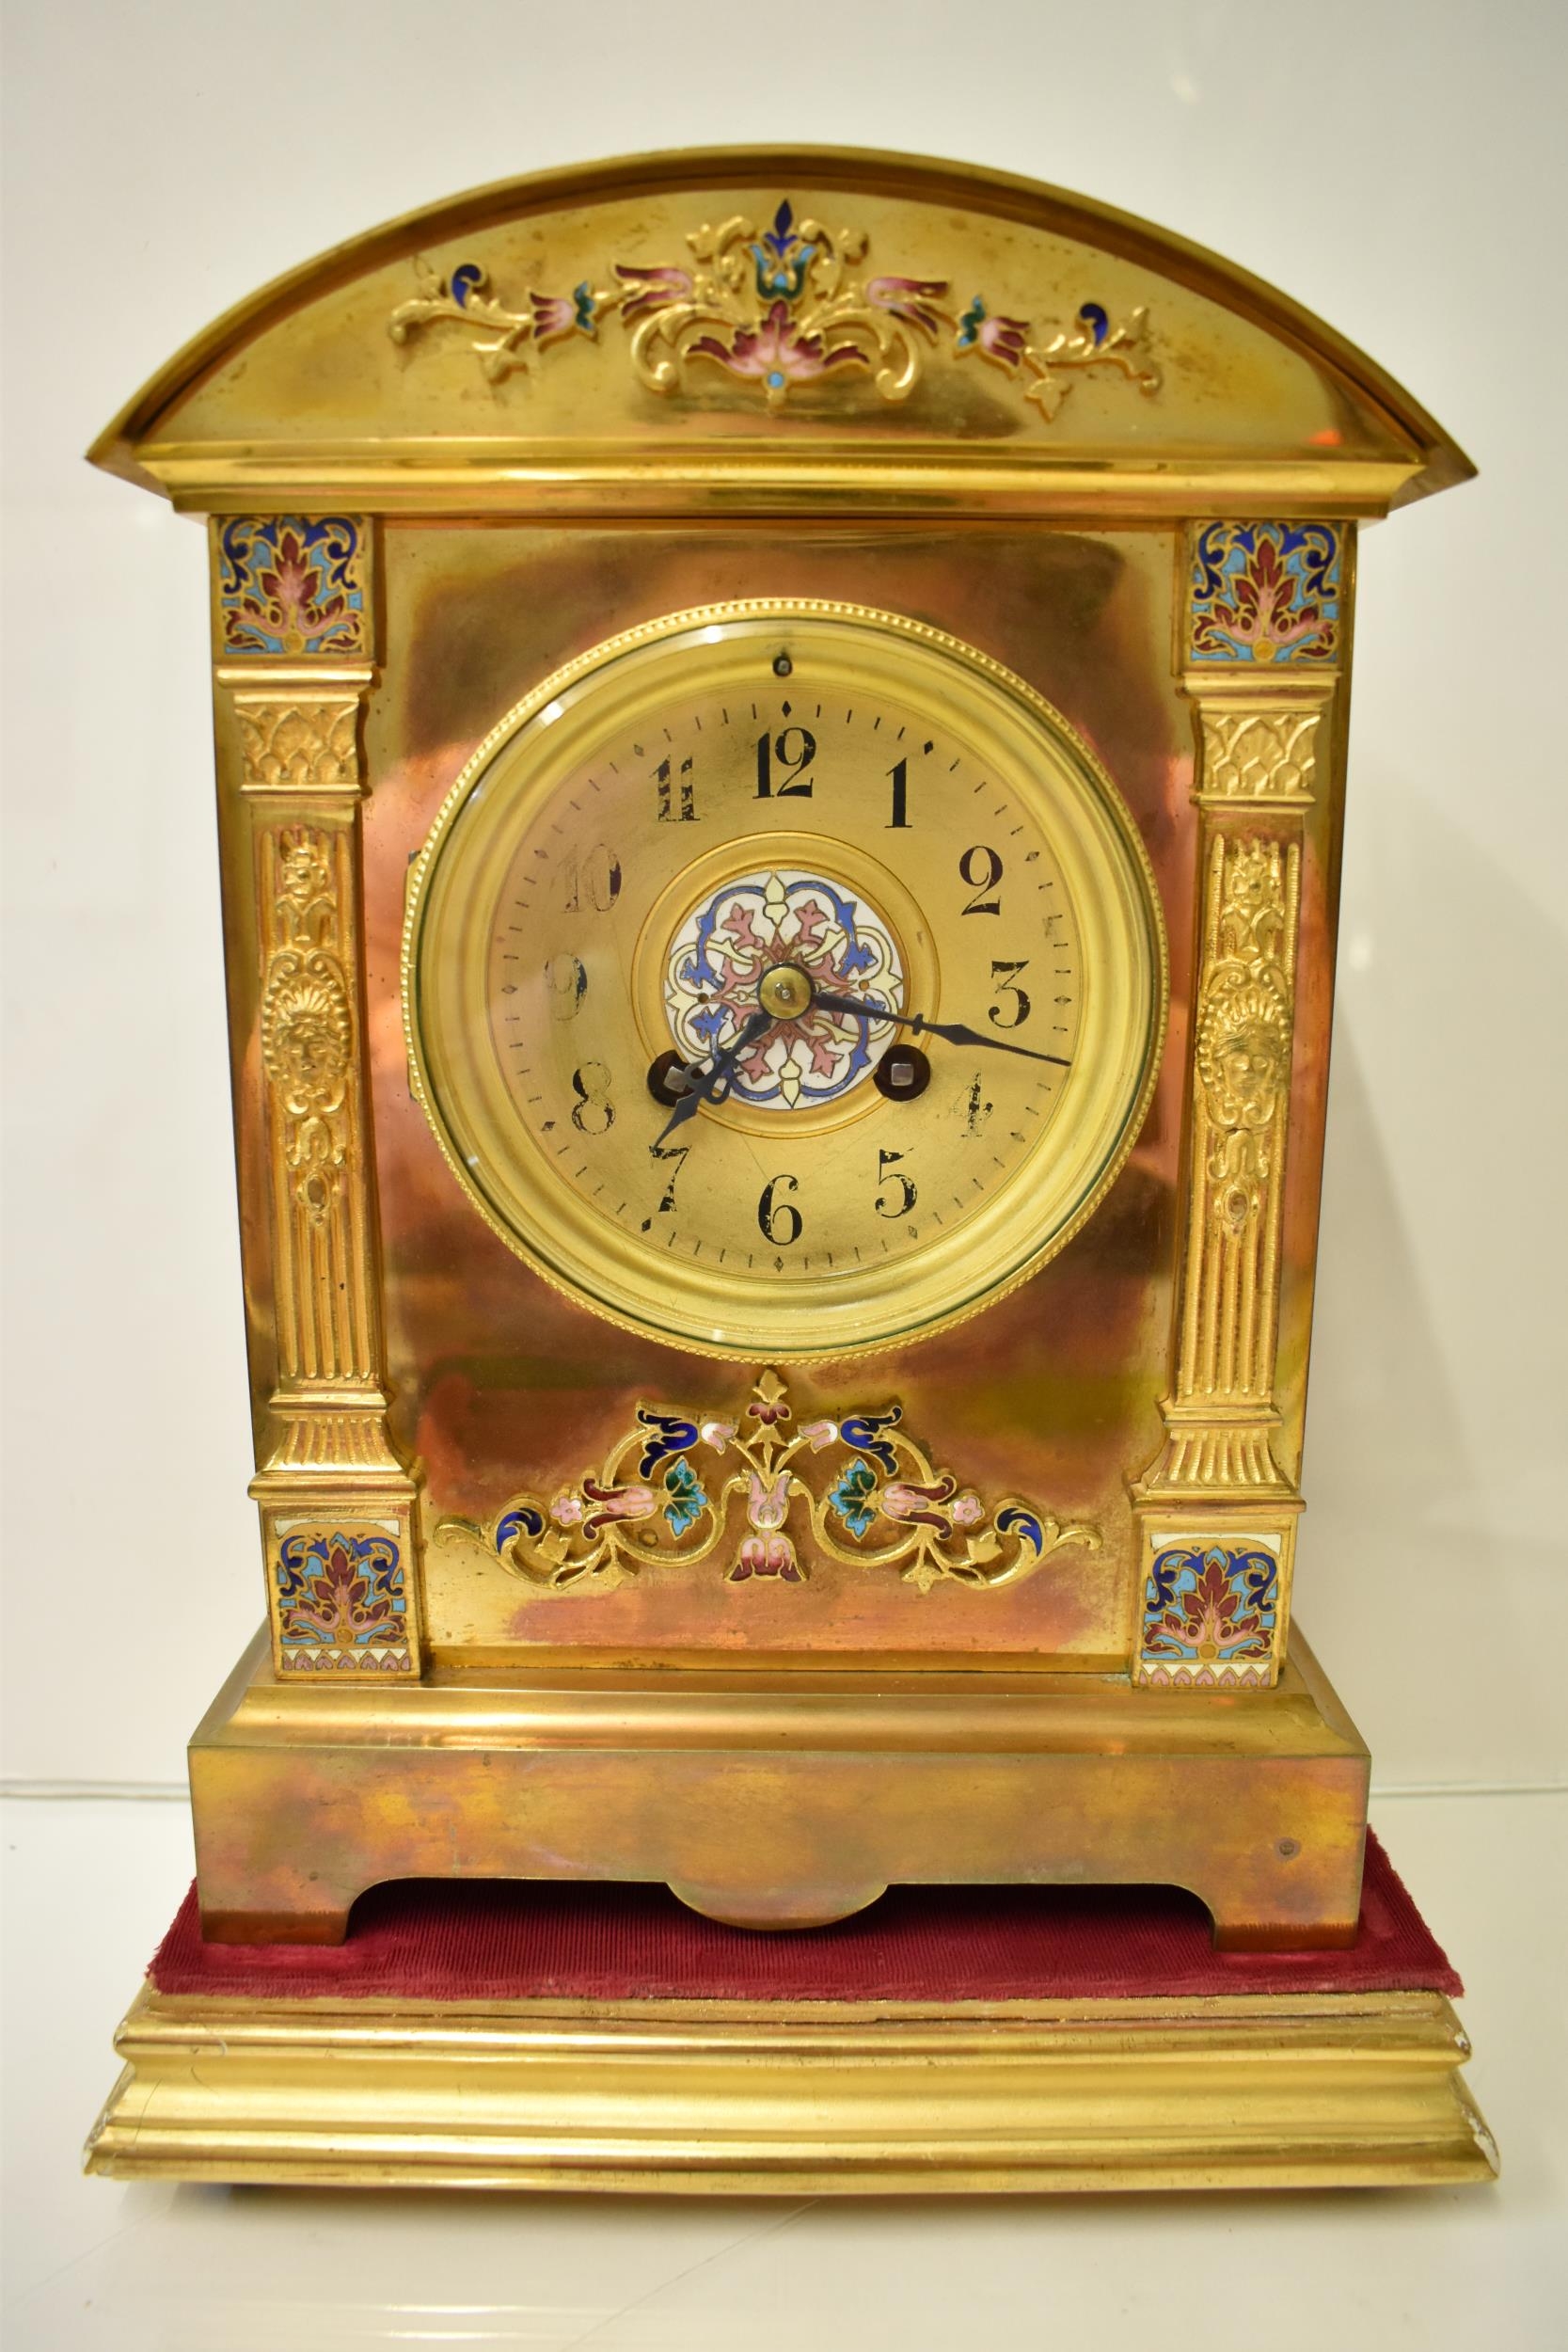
665;868;904;1112
404;601;1167;1360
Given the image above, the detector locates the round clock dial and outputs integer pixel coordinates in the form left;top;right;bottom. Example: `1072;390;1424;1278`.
404;602;1166;1359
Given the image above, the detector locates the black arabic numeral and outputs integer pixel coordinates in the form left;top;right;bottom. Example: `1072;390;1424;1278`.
570;1061;615;1135
654;755;697;823
545;953;588;1021
874;1148;917;1219
755;725;816;798
988;960;1033;1031
645;1138;689;1220
958;843;1004;915
757;1174;803;1246
886;755;910;829
562;846;622;914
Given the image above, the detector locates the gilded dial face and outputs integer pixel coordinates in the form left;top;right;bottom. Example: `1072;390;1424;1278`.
404;603;1166;1359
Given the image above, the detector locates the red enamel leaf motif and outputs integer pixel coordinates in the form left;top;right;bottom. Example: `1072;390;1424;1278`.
803;1026;841;1077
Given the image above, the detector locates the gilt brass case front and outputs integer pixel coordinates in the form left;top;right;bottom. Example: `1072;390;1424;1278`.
367;526;1188;1664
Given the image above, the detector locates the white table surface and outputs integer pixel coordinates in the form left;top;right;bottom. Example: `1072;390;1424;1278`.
3;1788;1563;2351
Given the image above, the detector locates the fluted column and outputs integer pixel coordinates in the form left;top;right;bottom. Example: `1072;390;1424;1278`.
213;516;422;1677
1132;522;1345;1690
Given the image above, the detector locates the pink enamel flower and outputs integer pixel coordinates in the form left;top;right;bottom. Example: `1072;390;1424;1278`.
529;293;578;342
613;262;694;324
978;313;1028;365
731;1532;801;1581
957;295;1029;369
746;1471;792;1533
882;1477;958;1532
563;1477;657;1534
730;1470;801;1579
866;276;946;337
690;300;858;402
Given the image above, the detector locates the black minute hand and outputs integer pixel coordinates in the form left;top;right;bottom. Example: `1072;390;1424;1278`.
811;990;1072;1070
653;1007;773;1147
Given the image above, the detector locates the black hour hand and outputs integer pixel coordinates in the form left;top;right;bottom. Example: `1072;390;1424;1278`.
653;1008;772;1147
811;990;1071;1071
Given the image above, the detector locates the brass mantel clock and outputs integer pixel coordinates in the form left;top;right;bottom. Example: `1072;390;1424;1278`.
90;147;1473;1952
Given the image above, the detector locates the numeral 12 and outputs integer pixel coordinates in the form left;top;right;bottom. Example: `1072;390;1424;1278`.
755;726;816;798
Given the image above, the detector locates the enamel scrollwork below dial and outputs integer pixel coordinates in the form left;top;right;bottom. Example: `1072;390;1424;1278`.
404;602;1166;1359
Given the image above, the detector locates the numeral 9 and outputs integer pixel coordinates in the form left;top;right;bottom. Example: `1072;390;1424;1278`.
545;954;587;1020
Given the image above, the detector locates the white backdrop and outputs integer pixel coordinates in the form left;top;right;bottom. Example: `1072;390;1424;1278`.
3;0;1563;1792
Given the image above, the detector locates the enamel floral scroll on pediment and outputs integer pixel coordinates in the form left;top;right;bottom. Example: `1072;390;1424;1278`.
388;200;1160;422
439;1369;1099;1597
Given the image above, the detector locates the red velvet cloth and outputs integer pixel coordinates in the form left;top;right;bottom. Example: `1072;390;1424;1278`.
149;1832;1459;2003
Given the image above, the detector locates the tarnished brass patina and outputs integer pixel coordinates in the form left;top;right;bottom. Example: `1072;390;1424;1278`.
89;151;1475;1980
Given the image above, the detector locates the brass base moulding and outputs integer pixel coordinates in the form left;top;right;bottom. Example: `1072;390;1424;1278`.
188;1626;1370;1948
85;1983;1496;2195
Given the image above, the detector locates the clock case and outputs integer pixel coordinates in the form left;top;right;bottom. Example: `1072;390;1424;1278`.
90;148;1471;1949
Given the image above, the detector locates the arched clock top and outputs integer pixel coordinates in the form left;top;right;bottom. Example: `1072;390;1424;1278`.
87;145;1471;519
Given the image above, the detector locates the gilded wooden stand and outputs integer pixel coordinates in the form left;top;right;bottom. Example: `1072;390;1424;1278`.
86;1981;1495;2194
